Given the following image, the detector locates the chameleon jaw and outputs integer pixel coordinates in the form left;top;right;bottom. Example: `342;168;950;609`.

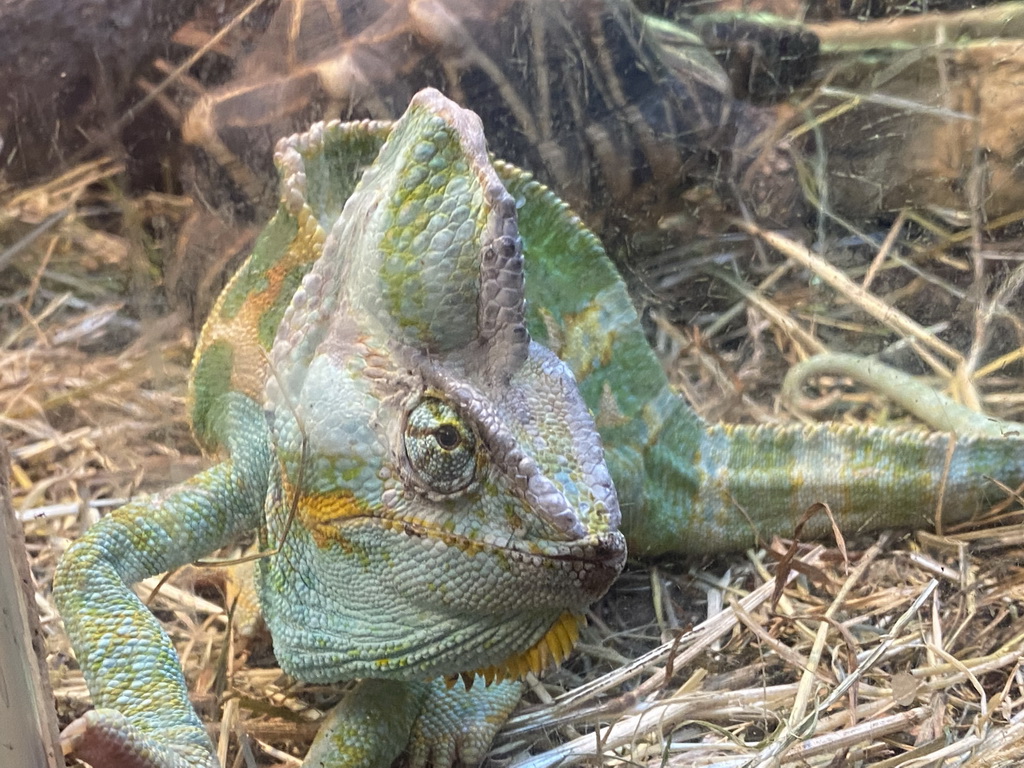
446;611;585;689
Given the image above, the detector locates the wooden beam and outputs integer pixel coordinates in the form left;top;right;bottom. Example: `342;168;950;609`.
0;439;63;767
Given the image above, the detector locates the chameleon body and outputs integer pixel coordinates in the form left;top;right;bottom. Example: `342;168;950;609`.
54;89;1024;768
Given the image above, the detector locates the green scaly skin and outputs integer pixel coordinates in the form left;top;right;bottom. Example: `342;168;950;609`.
54;88;1024;768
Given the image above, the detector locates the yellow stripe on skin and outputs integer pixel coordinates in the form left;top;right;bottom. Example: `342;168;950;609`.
284;477;372;550
446;611;585;688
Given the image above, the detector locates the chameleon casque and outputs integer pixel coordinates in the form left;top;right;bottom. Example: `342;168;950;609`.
54;88;1024;768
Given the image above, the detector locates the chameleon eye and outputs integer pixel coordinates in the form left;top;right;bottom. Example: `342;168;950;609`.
433;424;461;450
404;398;478;493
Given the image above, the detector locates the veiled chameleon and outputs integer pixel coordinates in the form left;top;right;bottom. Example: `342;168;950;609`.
55;88;1024;768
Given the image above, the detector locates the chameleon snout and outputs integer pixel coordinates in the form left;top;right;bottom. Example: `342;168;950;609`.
565;529;627;600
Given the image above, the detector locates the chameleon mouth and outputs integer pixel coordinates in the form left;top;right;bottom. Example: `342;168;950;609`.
445;611;585;688
292;487;625;569
376;516;625;564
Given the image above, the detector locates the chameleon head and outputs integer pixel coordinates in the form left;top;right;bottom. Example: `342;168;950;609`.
259;89;626;684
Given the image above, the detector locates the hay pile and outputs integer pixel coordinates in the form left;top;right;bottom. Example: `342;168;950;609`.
4;7;1024;765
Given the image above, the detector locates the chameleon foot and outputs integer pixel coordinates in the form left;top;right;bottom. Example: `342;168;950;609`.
405;679;522;768
302;679;521;768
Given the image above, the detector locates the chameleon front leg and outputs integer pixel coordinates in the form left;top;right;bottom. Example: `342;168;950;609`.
304;679;522;768
54;394;272;768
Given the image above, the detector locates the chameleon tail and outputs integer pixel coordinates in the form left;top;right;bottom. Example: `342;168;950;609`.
629;410;1024;557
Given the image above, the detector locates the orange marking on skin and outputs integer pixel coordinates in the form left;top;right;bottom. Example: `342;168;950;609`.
283;481;496;558
282;478;373;550
472;612;584;684
193;209;325;404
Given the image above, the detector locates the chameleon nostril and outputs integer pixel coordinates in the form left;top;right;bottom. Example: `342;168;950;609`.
598;533;628;560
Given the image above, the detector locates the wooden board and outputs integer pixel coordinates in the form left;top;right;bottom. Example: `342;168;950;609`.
0;439;63;768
